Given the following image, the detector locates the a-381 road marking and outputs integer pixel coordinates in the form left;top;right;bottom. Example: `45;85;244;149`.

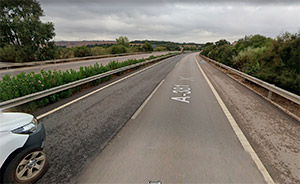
171;84;192;104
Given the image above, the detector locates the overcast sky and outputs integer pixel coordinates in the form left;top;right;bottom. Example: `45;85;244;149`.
40;0;300;43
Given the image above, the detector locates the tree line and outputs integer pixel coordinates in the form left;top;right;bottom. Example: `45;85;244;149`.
201;33;300;95
1;0;202;63
0;0;157;63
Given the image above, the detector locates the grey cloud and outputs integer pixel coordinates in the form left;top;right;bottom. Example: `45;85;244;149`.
40;0;300;43
39;0;300;5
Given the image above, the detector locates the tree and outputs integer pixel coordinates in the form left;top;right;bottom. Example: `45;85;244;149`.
0;0;56;62
234;35;272;53
215;39;230;46
201;42;215;56
116;36;129;47
161;43;180;51
201;32;300;95
142;42;153;52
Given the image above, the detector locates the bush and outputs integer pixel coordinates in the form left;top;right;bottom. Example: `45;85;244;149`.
127;46;140;53
232;47;266;75
201;32;300;95
73;46;92;57
109;45;128;54
58;48;75;59
201;43;215;56
91;47;108;56
142;42;154;52
0;45;24;62
0;54;173;102
154;46;166;51
235;35;272;53
35;42;59;61
161;43;180;51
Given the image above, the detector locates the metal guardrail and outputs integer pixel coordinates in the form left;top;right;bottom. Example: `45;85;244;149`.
0;52;146;70
200;54;300;105
0;52;180;70
0;54;178;110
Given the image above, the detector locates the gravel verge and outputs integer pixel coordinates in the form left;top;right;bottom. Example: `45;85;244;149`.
198;56;300;183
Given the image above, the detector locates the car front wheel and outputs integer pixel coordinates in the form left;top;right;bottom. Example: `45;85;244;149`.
3;149;48;184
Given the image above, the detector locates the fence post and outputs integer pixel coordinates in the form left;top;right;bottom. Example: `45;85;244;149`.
268;91;273;99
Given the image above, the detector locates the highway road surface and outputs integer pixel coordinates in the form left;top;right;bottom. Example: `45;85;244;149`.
33;52;298;183
0;52;171;78
77;53;268;183
35;53;185;183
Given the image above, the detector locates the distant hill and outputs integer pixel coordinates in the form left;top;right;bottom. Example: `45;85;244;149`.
55;40;117;48
130;40;203;47
55;40;204;49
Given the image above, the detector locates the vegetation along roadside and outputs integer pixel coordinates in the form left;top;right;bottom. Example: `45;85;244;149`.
201;32;300;95
0;53;179;112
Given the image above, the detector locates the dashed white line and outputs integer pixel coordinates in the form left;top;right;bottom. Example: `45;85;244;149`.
37;58;172;120
131;79;165;119
194;55;274;184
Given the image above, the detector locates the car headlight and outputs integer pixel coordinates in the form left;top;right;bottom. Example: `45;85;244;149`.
12;118;39;134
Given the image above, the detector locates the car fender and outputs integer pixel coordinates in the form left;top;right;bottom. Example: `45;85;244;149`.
0;131;28;168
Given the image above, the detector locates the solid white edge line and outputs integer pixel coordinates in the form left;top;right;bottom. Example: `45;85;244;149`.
131;80;165;119
37;57;172;120
194;55;274;184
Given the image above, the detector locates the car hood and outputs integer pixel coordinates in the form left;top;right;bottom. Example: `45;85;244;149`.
0;112;33;132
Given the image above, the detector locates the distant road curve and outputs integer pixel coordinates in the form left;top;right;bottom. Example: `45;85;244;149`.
77;53;268;183
0;52;171;78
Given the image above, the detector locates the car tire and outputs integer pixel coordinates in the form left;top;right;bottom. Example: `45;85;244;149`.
3;148;48;184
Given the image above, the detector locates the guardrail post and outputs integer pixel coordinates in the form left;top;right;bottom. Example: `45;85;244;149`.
268;90;273;100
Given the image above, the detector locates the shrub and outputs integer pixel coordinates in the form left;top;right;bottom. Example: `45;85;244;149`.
109;45;128;54
232;47;266;75
201;43;215;56
35;42;59;61
91;47;108;56
142;42;154;52
0;53;173;103
58;48;75;59
154;46;166;51
73;46;92;57
202;32;300;95
0;45;24;62
128;46;141;53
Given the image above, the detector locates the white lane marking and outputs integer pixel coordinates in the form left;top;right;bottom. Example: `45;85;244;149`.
171;84;191;104
37;58;172;120
194;55;274;184
172;85;191;94
131;80;165;119
179;76;194;81
171;96;190;104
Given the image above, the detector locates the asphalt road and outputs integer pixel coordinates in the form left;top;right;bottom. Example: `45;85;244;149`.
198;55;300;183
78;53;266;183
0;52;171;78
34;54;185;183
